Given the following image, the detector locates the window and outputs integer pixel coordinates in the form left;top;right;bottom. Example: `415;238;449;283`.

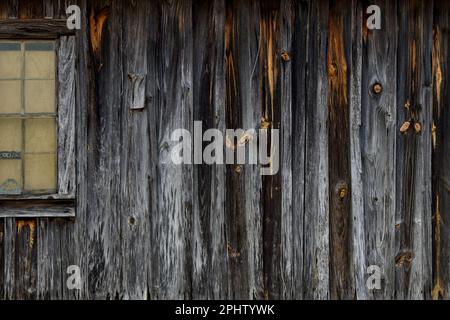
0;21;76;217
0;40;57;196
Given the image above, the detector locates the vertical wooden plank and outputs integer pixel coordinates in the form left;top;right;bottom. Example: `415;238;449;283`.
283;0;309;300
432;0;450;300
19;0;44;18
327;0;353;300
43;0;53;18
357;0;397;299
0;2;8;18
0;219;4;299
395;0;433;300
146;0;160;300
7;0;19;18
303;0;329;299
192;0;228;299
278;0;297;299
60;0;88;300
349;0;367;300
120;0;150;300
57;36;76;198
150;0;193;299
85;0;123;299
37;218;63;299
14;220;38;299
224;0;264;299
259;0;282;300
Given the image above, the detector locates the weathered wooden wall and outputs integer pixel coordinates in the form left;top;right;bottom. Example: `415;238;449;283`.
0;0;449;300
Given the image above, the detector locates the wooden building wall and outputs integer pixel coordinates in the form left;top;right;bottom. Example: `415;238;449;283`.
0;0;449;300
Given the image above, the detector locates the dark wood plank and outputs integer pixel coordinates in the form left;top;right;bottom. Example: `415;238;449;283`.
285;0;309;300
327;0;353;300
432;0;450;300
85;0;123;299
14;219;38;299
303;0;330;299
224;0;264;299
0;19;72;38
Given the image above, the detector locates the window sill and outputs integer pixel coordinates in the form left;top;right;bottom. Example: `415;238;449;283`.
0;198;75;218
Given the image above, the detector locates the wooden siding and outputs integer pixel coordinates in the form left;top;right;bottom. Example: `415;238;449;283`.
0;0;448;300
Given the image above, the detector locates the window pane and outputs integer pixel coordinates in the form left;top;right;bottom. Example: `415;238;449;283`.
0;80;22;114
24;153;56;192
25;118;56;153
0;118;22;151
25;43;55;79
0;43;22;79
25;80;55;113
0;159;22;195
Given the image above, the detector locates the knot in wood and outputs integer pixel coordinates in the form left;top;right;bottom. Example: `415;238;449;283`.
281;51;290;62
372;82;383;94
338;186;348;200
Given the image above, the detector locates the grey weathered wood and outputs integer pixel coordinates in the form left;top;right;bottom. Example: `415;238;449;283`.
358;0;397;299
57;35;76;198
395;0;433;299
0;200;75;217
84;0;123;299
149;0;193;299
303;0;330;300
191;0;228;299
349;0;367;300
0;0;449;300
120;0;150;300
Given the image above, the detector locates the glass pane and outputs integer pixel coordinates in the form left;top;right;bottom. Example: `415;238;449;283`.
0;118;22;151
25;47;55;79
0;80;22;114
24;153;56;193
0;43;22;79
0;159;22;195
25;80;55;113
25;118;56;153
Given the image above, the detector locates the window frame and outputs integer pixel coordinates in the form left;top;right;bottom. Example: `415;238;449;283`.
0;20;76;217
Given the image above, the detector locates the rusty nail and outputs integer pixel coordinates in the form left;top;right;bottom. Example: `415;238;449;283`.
372;83;383;94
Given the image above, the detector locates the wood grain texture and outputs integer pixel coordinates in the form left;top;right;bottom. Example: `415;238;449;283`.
395;0;433;300
432;0;450;300
192;0;228;299
0;19;73;38
57;35;76;198
357;0;397;299
303;0;330;300
0;0;449;300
